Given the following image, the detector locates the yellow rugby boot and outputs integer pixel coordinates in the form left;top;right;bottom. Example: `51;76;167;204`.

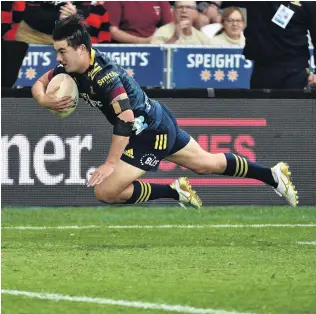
170;177;202;209
272;162;299;207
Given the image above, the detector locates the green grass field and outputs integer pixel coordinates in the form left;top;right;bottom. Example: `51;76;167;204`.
2;206;316;314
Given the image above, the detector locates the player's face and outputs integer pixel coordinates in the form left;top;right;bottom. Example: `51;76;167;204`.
54;40;83;73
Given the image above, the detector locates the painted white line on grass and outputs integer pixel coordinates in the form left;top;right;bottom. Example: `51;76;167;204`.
2;224;316;230
297;241;316;246
1;289;250;314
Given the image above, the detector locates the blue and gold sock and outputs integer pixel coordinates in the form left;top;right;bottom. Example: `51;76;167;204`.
126;181;179;204
223;153;277;187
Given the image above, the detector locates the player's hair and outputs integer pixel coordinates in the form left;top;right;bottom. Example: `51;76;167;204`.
53;14;92;51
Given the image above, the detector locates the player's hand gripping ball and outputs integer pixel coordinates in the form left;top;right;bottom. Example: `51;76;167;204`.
46;73;79;119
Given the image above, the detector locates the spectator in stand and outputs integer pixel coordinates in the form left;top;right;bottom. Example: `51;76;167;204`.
2;1;25;41
82;2;111;44
104;1;172;44
1;1;28;87
210;7;245;47
151;1;211;44
222;1;316;89
15;1;110;45
194;1;222;39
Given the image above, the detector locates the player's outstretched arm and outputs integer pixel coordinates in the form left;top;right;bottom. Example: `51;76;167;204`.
87;109;134;187
32;70;72;111
32;70;51;106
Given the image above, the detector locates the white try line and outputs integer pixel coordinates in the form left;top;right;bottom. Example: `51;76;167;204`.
1;289;251;314
297;241;316;246
2;224;316;230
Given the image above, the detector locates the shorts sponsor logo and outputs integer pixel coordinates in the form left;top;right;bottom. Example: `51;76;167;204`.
140;153;159;167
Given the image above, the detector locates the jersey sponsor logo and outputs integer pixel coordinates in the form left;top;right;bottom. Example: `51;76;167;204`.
97;71;119;86
123;148;134;159
140;153;159;168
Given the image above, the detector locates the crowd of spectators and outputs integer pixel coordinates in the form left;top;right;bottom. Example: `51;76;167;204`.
2;1;315;89
1;1;246;87
1;1;246;47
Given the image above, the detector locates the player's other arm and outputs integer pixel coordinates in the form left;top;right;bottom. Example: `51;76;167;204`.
31;69;72;111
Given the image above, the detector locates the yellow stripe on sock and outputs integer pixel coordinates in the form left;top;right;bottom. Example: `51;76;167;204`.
143;183;152;202
136;182;145;203
233;154;240;176
139;182;149;203
242;158;248;177
237;156;244;177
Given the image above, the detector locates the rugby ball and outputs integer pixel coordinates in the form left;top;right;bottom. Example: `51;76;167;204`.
46;73;79;119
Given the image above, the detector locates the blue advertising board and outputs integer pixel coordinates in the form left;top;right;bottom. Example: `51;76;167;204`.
14;45;315;89
172;48;253;88
171;47;315;88
15;44;165;87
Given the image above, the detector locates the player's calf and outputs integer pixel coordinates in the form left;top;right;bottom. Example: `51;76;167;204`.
221;152;277;187
124;181;179;204
125;180;201;209
94;181;179;205
194;152;278;187
94;180;201;209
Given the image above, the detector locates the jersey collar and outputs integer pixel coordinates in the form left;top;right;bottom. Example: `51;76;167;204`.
90;48;96;66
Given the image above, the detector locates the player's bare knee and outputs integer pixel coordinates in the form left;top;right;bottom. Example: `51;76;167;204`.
94;186;118;204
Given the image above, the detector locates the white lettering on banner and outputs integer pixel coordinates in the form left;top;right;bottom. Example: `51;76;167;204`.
64;136;92;184
34;135;65;185
1;135;93;186
187;53;252;69
241;56;253;69
1;135;34;185
22;52;52;67
104;52;149;67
